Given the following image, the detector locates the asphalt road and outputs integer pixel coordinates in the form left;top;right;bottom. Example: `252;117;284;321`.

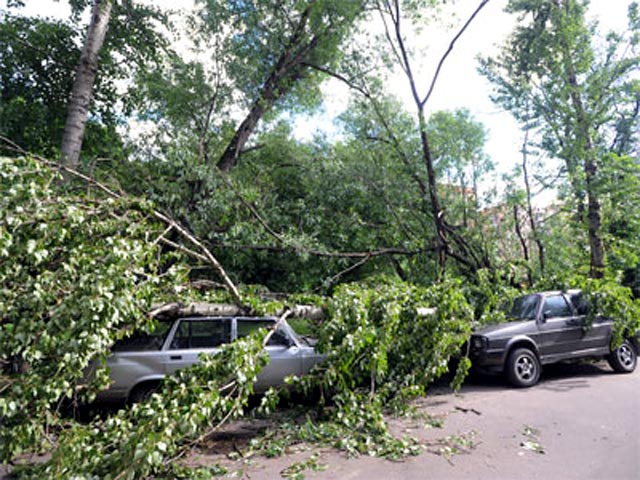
219;361;639;480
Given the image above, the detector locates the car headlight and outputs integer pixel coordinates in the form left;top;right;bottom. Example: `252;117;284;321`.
471;335;488;350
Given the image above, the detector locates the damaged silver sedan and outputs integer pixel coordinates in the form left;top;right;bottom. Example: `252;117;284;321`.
94;316;324;403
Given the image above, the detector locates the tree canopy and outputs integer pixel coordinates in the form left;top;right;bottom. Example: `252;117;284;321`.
1;0;639;477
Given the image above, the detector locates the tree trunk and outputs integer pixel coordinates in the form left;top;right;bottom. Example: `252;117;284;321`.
460;175;468;229
566;68;605;278
149;302;326;321
585;164;605;278
216;74;283;172
555;0;605;278
418;111;448;278
513;204;532;285
521;133;545;276
216;5;316;172
60;0;112;170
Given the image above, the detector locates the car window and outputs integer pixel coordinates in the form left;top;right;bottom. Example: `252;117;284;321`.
509;295;540;320
170;319;231;349
112;321;172;352
543;295;573;318
236;320;290;347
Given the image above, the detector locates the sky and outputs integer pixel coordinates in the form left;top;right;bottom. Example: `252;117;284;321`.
8;0;634;204
292;0;633;205
291;0;523;193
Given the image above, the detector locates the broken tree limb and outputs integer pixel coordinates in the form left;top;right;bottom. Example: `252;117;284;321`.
14;149;245;308
148;302;326;321
151;210;244;306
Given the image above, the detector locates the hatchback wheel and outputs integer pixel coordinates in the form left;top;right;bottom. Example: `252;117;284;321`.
607;340;637;373
506;348;541;388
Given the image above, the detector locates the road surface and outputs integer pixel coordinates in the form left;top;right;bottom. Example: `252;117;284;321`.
208;361;639;480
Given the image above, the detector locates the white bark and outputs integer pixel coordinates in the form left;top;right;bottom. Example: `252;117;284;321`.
149;302;326;321
60;0;113;169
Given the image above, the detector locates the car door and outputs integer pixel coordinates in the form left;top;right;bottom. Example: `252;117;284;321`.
101;321;175;401
163;317;231;375
235;318;303;391
568;292;612;354
537;294;583;360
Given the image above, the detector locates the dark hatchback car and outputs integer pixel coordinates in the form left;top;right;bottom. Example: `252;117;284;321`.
469;290;639;387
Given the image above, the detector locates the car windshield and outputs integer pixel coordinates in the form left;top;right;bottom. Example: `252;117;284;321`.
236;319;292;347
508;294;539;320
286;325;309;346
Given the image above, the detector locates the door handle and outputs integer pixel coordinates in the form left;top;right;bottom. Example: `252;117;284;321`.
170;355;182;360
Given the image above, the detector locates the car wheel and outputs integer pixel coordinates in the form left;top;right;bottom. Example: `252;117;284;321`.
607;340;637;373
506;348;541;388
128;382;159;404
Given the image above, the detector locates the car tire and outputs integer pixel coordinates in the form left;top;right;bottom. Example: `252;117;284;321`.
607;339;637;373
506;348;541;388
128;382;160;404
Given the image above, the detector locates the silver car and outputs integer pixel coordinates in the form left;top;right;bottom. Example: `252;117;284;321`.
94;316;324;403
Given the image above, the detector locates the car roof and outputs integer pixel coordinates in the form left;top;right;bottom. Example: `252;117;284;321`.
177;316;279;322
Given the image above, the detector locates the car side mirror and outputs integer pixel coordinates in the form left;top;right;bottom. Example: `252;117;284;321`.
542;310;553;321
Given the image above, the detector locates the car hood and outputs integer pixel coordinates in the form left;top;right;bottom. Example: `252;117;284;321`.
474;319;533;338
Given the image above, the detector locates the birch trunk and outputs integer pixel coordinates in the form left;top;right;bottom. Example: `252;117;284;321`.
216;5;315;172
149;302;326;321
60;0;113;170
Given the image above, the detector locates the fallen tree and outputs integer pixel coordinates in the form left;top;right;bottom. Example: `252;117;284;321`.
6;156;638;479
149;301;325;321
1;158;474;476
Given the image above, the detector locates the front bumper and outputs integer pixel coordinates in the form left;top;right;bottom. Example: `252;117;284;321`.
469;343;506;373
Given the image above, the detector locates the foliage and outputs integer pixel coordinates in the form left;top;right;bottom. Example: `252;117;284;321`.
0;156;185;461
302;278;473;402
0;13;79;157
23;333;267;479
239;278;475;464
599;153;640;270
581;280;640;348
3;155;638;480
113;114;433;292
195;0;365;109
481;0;640;277
428;109;489;187
0;155;473;476
2;0;640;477
247;410;422;464
465;268;521;325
